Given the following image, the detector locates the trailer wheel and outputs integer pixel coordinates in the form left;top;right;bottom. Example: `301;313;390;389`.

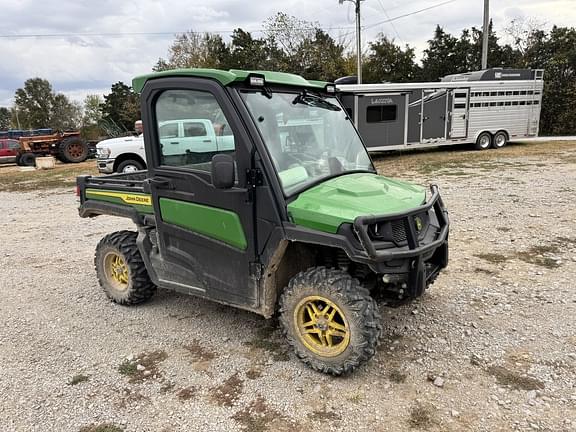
19;152;36;167
279;267;381;375
94;230;156;305
58;137;89;163
474;132;492;150
492;131;508;149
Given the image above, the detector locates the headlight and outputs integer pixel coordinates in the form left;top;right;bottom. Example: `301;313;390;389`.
97;147;111;158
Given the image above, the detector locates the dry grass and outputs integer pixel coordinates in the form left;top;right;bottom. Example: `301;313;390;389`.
176;387;196;401
118;350;168;383
232;396;297;432
388;368;408;384
408;401;437;429
474;253;508;264
0;160;97;192
79;424;123;432
486;365;545;391
68;374;89;386
373;140;576;178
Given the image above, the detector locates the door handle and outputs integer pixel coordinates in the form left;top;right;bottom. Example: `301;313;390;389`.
144;177;173;191
202;139;212;143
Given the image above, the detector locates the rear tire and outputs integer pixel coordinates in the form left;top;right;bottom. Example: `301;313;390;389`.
279;267;381;375
94;230;156;305
474;132;492;150
116;159;144;173
58;137;89;163
19;152;36;166
492;131;508;149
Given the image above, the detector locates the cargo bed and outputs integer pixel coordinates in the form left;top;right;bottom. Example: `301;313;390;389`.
77;171;155;225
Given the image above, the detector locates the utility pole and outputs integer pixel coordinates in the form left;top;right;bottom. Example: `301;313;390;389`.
340;0;364;83
481;0;489;69
15;107;21;129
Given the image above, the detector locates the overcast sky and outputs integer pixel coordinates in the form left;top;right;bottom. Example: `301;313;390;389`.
0;0;573;108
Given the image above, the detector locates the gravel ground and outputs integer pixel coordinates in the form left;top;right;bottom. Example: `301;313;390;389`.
1;142;575;432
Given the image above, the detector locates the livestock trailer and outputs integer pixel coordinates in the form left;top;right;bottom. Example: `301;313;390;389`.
336;68;544;151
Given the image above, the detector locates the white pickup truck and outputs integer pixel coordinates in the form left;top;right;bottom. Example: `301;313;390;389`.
96;118;233;173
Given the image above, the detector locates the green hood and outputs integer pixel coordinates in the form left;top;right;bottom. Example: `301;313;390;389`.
287;173;426;233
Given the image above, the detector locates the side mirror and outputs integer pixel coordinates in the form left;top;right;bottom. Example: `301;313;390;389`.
211;154;235;189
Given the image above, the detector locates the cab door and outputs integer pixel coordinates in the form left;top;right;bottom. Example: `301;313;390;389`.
141;78;258;307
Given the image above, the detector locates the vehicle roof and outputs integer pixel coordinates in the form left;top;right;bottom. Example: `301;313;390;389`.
132;68;330;93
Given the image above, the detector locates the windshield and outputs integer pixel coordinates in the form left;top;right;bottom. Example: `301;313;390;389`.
241;90;373;195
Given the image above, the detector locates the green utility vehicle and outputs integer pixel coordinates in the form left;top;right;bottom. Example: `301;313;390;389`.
77;69;449;375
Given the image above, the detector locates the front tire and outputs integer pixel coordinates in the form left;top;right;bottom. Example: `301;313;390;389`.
116;159;144;173
19;152;36;166
474;132;492;150
279;267;381;375
94;230;156;305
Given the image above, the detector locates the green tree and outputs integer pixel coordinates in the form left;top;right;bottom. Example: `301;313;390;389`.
263;12;348;79
264;12;316;71
153;31;230;71
13;78;82;129
100;82;140;133
228;29;274;69
0;107;11;129
82;94;103;126
419;26;469;81
522;26;576;135
14;78;54;129
51;94;82;130
295;29;348;80
363;35;419;83
467;21;520;70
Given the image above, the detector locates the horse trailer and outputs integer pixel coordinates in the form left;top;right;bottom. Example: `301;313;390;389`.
336;68;544;151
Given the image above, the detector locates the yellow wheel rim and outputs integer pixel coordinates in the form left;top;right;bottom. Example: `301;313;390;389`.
294;295;350;357
103;252;129;291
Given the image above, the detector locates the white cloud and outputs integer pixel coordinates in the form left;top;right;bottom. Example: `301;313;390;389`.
0;0;574;108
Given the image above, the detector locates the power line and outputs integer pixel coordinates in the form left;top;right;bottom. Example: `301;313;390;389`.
0;1;460;41
363;0;459;30
0;26;358;39
375;0;404;43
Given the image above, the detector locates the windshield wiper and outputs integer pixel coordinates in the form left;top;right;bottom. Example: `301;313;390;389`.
292;92;341;111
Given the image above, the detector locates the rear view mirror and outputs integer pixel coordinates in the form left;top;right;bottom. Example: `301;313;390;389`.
211;154;235;189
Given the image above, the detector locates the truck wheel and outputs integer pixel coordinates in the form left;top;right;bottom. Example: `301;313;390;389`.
117;159;144;173
94;230;156;305
279;267;381;375
58;137;89;163
474;132;492;150
19;152;36;166
492;131;508;149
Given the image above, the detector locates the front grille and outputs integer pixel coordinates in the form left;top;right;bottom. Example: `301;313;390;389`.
391;220;406;243
369;212;430;245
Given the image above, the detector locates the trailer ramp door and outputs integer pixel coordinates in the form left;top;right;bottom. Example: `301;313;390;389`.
448;89;469;139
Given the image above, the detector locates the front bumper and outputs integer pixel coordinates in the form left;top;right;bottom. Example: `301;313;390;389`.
353;184;449;297
97;158;115;174
353;185;448;261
